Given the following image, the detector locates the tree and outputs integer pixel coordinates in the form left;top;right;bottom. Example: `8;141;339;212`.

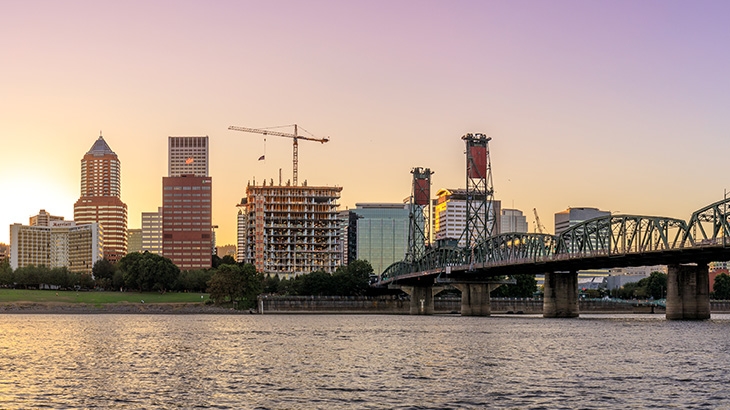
299;270;333;296
176;269;213;292
492;274;537;298
0;259;13;287
93;259;116;280
207;263;263;308
332;260;373;296
118;251;180;292
263;274;281;293
713;273;730;300
642;271;667;299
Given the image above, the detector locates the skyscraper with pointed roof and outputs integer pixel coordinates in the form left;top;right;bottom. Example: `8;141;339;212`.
73;134;128;263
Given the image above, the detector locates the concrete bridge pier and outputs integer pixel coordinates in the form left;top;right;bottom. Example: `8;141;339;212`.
666;263;710;320
400;286;435;315
543;270;579;318
454;283;491;316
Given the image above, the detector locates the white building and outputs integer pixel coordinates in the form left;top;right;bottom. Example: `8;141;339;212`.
500;209;528;234
168;136;209;177
433;188;501;247
9;221;102;274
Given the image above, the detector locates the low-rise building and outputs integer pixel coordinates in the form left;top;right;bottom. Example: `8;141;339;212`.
9;221;102;274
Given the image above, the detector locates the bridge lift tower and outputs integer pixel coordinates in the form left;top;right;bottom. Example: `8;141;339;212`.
460;133;496;251
407;167;433;262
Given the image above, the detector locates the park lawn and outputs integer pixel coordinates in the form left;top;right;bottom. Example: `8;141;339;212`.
0;289;209;304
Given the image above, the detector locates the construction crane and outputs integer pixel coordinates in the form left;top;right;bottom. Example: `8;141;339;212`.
533;208;548;234
228;124;329;186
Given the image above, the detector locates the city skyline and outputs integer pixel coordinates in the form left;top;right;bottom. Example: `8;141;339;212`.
2;1;730;247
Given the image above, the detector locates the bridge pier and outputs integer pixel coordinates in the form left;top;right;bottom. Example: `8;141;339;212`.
400;286;435;315
543;270;579;318
454;283;491;316
666;263;710;320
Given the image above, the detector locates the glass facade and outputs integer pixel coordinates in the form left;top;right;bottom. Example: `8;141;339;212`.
353;204;409;276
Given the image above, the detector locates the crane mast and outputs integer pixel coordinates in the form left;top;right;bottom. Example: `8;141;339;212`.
533;208;547;234
228;124;329;186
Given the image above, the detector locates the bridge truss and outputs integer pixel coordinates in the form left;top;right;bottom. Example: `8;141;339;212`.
380;198;730;285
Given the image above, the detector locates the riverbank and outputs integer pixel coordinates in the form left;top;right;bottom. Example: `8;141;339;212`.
0;301;243;314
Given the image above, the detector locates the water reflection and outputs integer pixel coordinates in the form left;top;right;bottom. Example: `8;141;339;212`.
0;314;729;408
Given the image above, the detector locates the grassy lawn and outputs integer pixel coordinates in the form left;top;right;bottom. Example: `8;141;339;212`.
0;289;210;304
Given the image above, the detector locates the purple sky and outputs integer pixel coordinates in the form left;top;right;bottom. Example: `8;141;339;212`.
2;0;730;246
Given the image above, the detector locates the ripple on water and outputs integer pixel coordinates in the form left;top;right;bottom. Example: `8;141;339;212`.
1;314;730;408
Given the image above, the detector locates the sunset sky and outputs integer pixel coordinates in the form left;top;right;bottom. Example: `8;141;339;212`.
2;0;730;247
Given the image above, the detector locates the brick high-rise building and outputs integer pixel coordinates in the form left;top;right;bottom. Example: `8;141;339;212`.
162;136;212;270
73;135;128;263
162;175;213;270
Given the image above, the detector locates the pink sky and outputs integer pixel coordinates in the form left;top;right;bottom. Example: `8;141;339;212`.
2;0;730;246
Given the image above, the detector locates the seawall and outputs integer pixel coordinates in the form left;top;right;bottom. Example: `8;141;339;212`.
258;296;726;314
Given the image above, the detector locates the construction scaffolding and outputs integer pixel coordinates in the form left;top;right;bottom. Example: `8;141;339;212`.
238;181;343;278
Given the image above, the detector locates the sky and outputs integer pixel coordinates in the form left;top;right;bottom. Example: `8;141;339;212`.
2;0;730;246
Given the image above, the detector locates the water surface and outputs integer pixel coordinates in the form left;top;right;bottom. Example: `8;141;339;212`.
1;314;729;409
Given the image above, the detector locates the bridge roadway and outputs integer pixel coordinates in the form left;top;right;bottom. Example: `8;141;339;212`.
377;198;730;320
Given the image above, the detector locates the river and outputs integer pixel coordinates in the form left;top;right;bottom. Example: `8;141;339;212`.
1;314;729;409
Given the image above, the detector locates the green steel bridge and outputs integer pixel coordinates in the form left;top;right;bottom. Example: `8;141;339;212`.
378;197;730;286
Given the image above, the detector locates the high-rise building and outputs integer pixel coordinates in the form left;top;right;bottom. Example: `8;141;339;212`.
127;229;143;253
238;182;342;278
73;135;128;263
351;203;409;276
162;136;212;270
236;208;246;263
141;208;163;254
168;136;209;177
9;221;102;273
554;207;610;235
162;175;213;270
500;209;528;234
432;188;501;248
29;209;64;227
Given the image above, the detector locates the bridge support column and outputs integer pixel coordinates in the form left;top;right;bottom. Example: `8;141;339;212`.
400;286;434;315
543;271;579;318
666;263;710;320
454;283;491;316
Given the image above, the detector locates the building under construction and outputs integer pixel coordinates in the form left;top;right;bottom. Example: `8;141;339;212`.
237;180;343;278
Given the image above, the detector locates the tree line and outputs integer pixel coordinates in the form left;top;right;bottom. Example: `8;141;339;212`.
610;271;730;300
0;253;377;309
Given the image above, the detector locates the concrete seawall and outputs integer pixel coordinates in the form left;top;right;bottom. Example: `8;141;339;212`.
258;296;730;314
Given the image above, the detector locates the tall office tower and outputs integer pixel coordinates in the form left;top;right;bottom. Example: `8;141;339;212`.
432;188;501;248
168;136;209;177
141;208;163;254
351;203;409;276
500;209;528;234
163;136;212;270
73;135;128;263
238;182;342;279
29;209;64;226
9;221;102;273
